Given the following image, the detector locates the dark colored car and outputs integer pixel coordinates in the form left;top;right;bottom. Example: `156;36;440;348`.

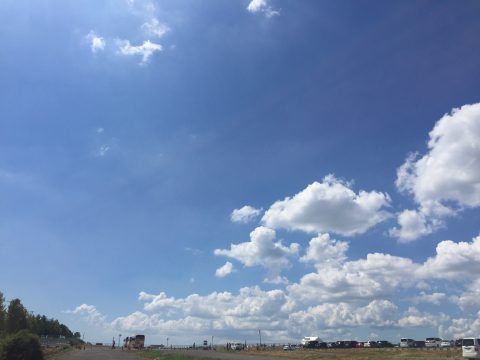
317;342;328;349
345;341;358;348
377;340;394;348
327;342;337;348
455;339;463;347
335;341;346;348
413;341;426;348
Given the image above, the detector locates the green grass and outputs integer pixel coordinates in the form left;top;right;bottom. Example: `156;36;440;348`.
138;350;205;360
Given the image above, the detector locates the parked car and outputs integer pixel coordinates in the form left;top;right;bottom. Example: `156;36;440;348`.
462;338;480;359
377;340;394;348
317;342;328;349
455;338;463;347
425;337;442;348
283;345;293;351
413;341;426;348
440;340;453;348
231;343;243;350
344;341;358;348
364;340;377;348
326;342;337;348
400;338;415;348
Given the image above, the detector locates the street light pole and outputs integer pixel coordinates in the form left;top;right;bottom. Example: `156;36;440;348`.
167;337;169;348
259;330;262;347
211;336;214;349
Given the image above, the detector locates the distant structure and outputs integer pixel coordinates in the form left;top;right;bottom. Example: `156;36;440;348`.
301;336;322;347
124;335;145;349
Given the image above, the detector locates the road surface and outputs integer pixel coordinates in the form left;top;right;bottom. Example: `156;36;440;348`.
54;347;293;360
54;347;141;360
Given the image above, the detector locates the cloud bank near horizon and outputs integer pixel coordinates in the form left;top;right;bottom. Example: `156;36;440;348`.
67;102;480;343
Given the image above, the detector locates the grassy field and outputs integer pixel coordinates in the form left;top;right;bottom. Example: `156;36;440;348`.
247;347;463;360
138;347;465;360
138;351;202;360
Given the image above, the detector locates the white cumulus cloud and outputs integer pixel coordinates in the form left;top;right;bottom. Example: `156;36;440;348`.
392;102;480;241
247;0;280;18
397;307;449;328
69;234;480;341
388;209;437;243
420;235;480;280
85;31;106;53
410;292;446;305
215;261;234;278
289;252;419;305
214;226;299;283
262;175;391;236
230;205;262;223
67;304;107;326
300;233;349;269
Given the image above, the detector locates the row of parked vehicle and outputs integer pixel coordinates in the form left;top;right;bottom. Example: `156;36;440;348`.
400;337;461;348
297;337;463;350
297;340;395;349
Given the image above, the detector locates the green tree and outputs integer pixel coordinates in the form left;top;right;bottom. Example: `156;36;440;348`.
6;299;27;334
0;330;43;360
0;292;6;335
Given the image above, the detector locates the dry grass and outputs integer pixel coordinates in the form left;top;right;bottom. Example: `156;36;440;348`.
241;347;463;360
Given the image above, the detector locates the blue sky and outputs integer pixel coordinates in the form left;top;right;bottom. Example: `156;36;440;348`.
1;0;480;345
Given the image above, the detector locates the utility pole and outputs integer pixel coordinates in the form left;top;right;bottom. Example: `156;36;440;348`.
259;330;262;347
167;337;169;347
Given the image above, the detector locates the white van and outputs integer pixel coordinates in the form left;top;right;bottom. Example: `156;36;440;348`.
400;338;414;348
463;338;480;359
425;337;442;348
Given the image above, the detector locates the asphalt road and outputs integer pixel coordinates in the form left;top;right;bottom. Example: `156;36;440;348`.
162;349;291;360
54;348;292;360
54;347;141;360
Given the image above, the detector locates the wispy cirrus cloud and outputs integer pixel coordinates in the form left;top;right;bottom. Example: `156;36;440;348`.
141;18;170;38
116;39;162;64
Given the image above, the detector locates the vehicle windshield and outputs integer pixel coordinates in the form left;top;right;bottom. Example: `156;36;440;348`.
463;339;475;346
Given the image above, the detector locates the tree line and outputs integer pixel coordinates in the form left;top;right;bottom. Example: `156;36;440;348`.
0;291;77;339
